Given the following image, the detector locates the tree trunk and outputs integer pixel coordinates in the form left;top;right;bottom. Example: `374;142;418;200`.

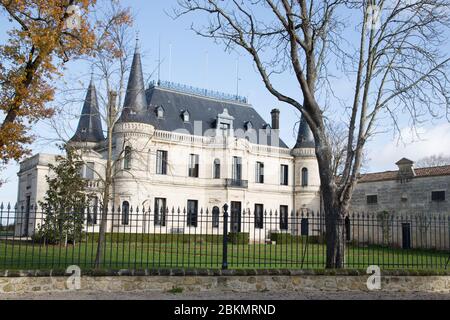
324;203;346;268
314;131;347;269
94;91;116;269
93;179;110;269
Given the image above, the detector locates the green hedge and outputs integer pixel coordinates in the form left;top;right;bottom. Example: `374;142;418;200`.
85;233;223;244
227;232;249;244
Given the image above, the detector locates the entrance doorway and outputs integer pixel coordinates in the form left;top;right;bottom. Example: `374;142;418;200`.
402;223;411;249
230;201;242;233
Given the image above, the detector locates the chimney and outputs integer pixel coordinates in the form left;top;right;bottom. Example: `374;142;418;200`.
271;109;280;130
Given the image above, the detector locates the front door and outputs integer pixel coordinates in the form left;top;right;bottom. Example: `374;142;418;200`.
230;201;241;233
402;223;411;249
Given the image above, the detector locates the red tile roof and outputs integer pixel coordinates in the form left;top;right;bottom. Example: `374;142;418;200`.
359;165;450;183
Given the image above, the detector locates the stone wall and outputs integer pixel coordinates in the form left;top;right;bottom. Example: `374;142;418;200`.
351;175;450;214
1;270;449;295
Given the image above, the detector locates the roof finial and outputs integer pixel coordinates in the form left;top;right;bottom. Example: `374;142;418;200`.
135;31;140;53
89;65;94;84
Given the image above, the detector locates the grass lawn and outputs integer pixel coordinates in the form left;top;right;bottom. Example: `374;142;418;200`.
0;240;448;271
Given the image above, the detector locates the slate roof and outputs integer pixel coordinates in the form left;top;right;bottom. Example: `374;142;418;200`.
359;165;450;183
116;41;294;148
119;84;289;148
70;78;104;143
122;41;147;114
294;115;315;149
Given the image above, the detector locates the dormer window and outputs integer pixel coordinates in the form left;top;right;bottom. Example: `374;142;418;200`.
156;106;164;119
219;122;231;136
245;121;253;131
216;108;234;137
182;110;190;122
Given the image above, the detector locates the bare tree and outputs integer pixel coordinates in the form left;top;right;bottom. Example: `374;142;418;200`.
83;1;135;268
416;154;450;167
174;0;450;268
45;0;136;267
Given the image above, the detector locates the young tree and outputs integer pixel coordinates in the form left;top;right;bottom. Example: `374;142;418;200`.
175;0;450;267
51;1;142;267
0;0;97;164
36;145;89;245
83;0;133;268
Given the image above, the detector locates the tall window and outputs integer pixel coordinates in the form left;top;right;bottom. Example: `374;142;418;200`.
188;154;199;178
122;201;130;225
212;206;220;228
219;122;231;136
232;156;242;181
280;165;289;186
124;147;131;170
154;198;167;226
187;200;198;227
26;173;32;189
280;205;288;231
301;168;309;187
254;204;264;229
80;162;95;180
156;150;168;175
85;162;95;180
256;162;264;184
213;159;221;179
87;197;98;225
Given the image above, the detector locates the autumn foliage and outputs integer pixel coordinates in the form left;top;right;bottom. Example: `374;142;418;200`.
0;0;97;164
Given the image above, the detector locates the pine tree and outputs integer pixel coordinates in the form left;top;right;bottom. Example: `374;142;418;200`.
35;145;89;245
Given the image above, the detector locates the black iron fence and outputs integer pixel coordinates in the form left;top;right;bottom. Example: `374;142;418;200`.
0;202;449;271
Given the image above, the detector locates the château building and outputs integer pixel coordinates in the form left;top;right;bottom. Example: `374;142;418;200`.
14;41;449;245
15;41;321;238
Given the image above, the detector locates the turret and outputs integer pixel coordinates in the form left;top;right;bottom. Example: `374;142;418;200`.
113;38;155;210
69;76;104;145
294;115;315;149
292;114;321;216
122;38;147;118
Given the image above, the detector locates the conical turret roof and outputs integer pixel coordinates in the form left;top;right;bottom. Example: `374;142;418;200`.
294;115;315;149
122;39;147;115
70;77;104;143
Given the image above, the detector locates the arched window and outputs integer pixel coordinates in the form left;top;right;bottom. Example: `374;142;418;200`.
182;110;190;122
122;201;130;225
244;121;253;131
213;159;221;179
124;146;131;170
156;106;164;118
301;168;309;187
212;206;220;228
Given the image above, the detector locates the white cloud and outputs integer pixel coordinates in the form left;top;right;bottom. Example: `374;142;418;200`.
367;122;450;172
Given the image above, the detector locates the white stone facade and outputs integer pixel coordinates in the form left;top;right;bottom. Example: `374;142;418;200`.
15;102;321;239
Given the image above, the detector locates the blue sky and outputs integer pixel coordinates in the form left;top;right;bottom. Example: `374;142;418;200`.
1;0;450;203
